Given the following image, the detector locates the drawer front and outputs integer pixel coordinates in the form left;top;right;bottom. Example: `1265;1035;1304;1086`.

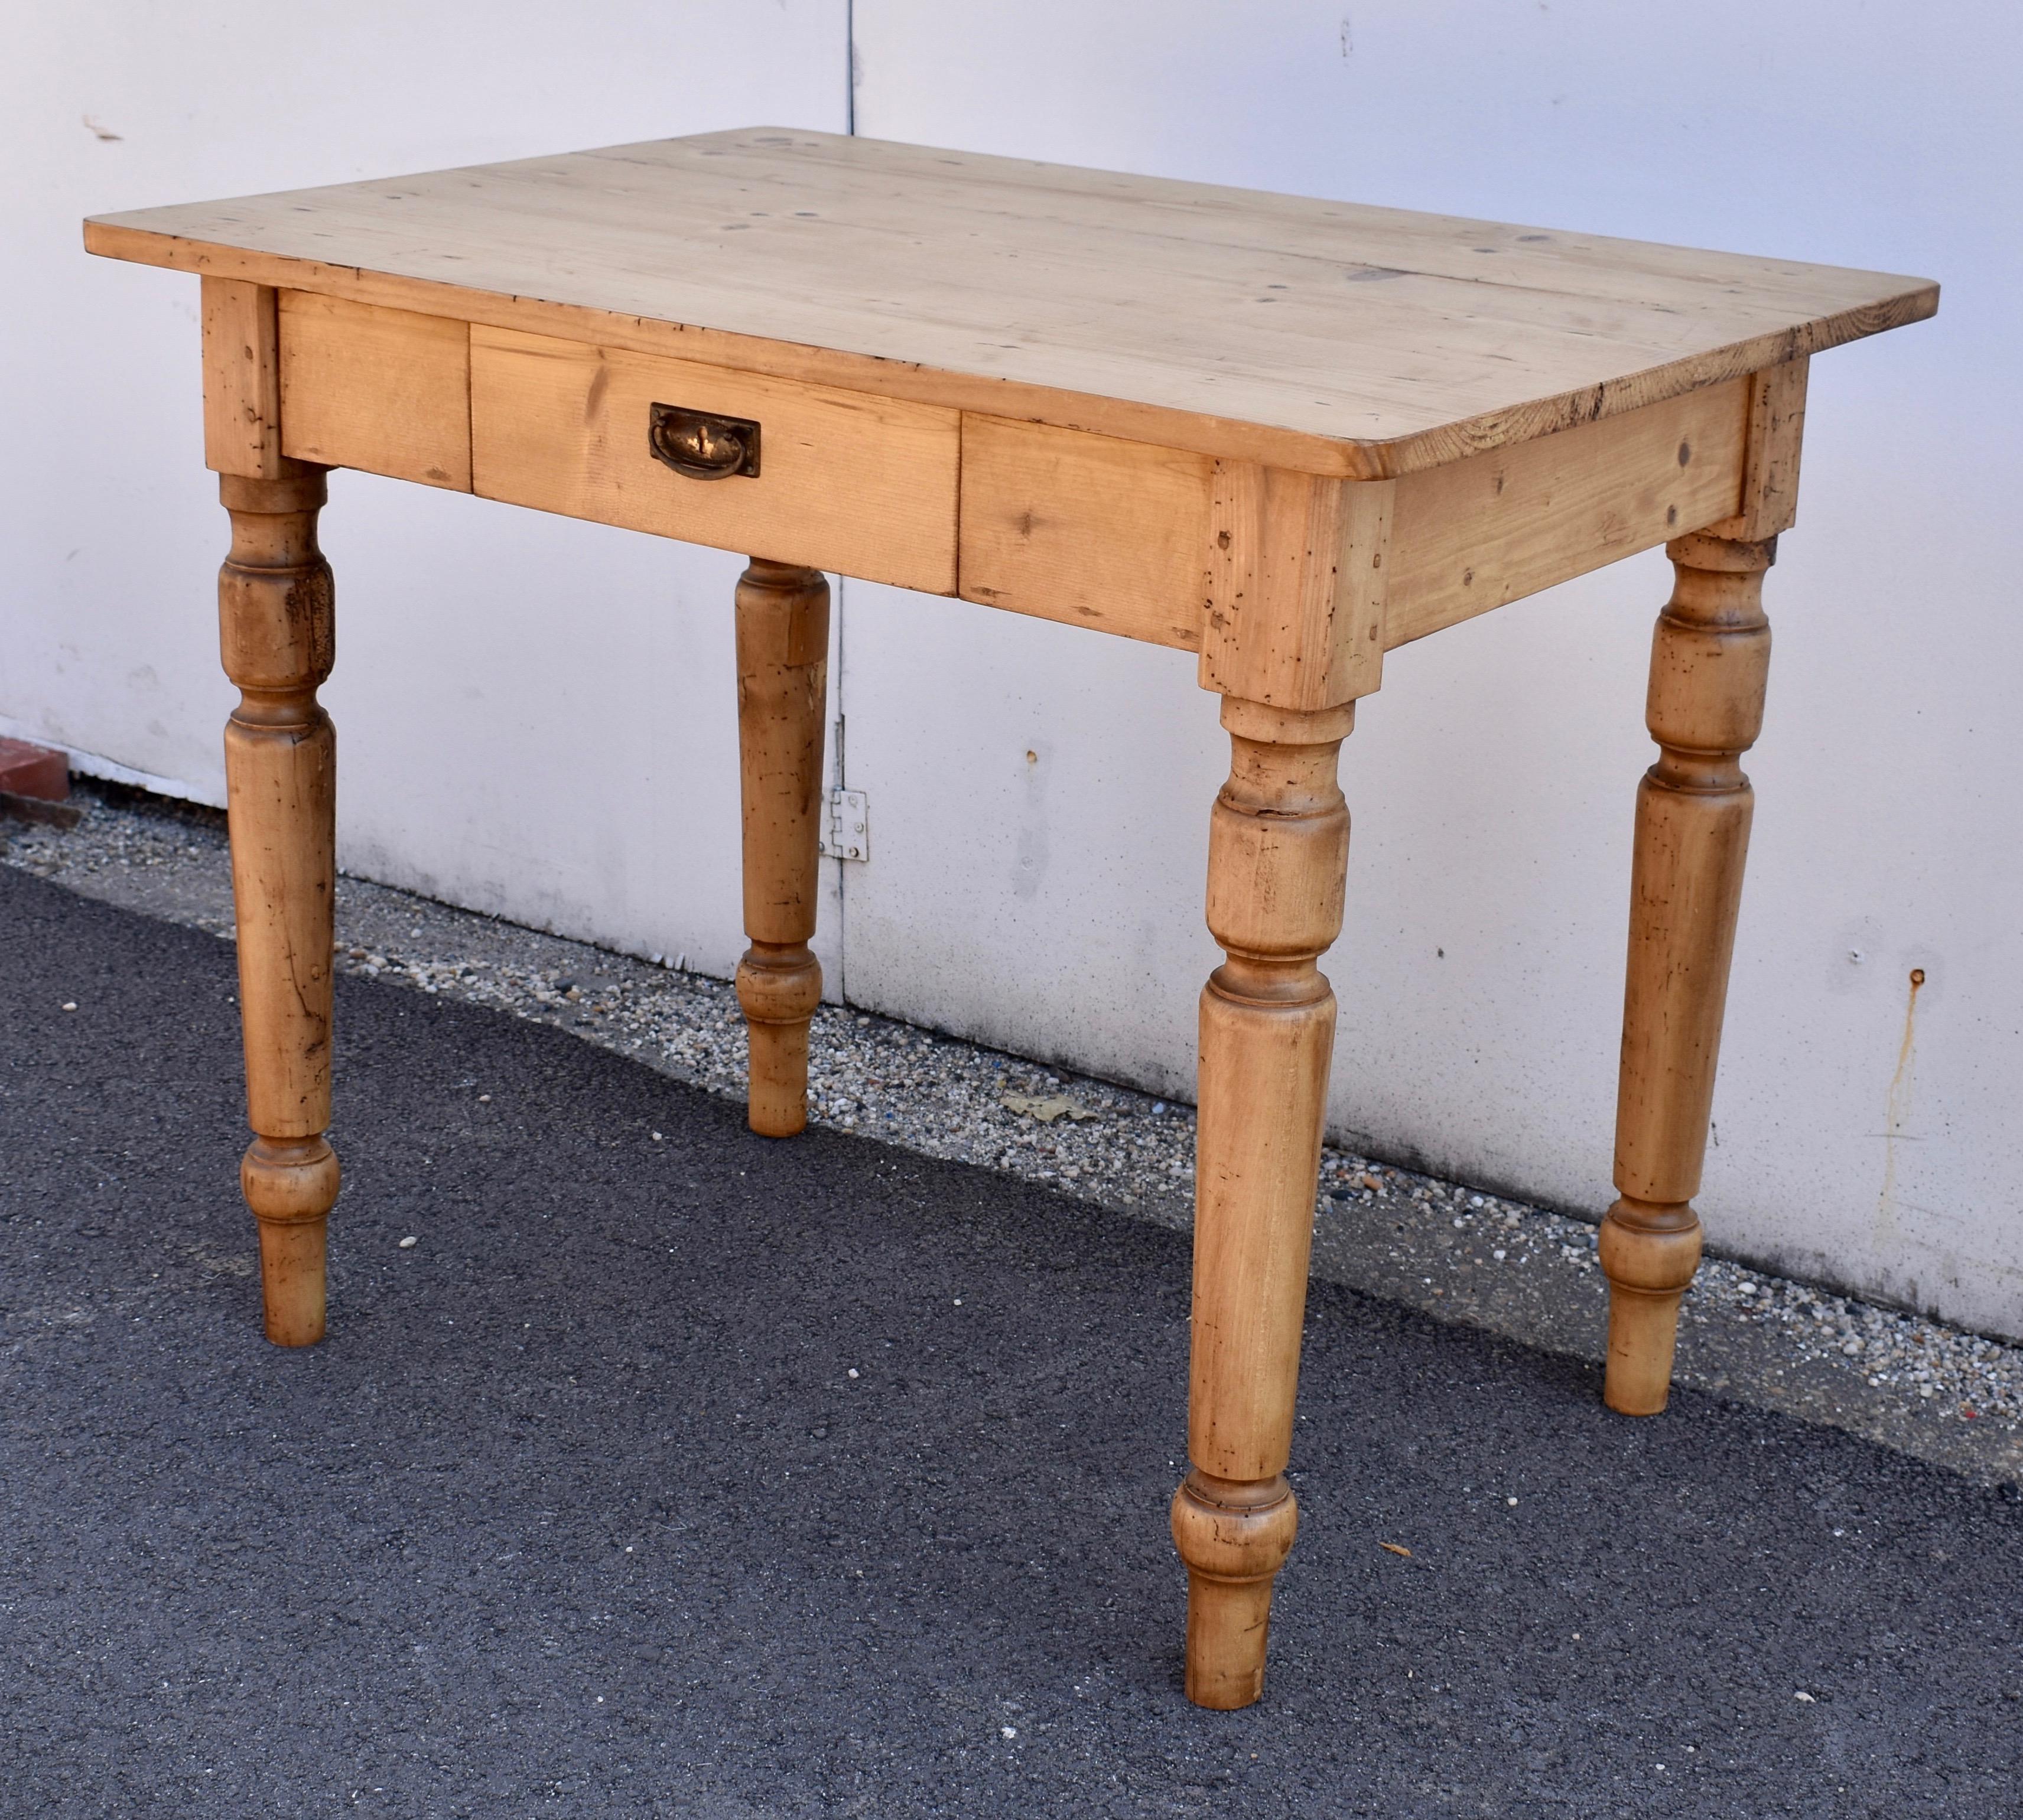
278;292;471;490
958;416;1209;650
470;326;960;593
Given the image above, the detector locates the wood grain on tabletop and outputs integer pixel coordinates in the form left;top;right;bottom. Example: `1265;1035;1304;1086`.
86;129;1936;479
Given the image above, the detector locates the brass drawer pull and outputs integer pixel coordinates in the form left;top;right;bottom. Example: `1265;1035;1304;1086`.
649;402;760;480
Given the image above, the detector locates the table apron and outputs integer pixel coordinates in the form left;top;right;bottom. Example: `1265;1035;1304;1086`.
270;288;1761;676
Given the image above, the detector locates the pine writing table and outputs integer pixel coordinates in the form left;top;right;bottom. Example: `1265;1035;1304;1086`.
84;129;1936;1710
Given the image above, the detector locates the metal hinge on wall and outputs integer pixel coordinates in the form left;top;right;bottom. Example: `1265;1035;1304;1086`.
819;788;870;861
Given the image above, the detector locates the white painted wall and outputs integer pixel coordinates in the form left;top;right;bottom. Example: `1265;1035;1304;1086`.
840;0;2023;1339
7;4;2018;1336
2;1;851;995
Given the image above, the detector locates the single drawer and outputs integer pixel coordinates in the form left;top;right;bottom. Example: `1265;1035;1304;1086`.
278;291;471;490
470;327;960;593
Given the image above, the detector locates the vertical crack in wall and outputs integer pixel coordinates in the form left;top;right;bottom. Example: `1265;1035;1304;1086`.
834;2;857;1003
845;0;858;136
831;581;848;1008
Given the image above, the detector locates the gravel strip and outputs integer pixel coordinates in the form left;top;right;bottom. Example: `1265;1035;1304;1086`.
8;778;2018;1486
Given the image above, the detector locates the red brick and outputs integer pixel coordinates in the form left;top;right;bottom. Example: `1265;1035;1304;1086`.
0;738;69;802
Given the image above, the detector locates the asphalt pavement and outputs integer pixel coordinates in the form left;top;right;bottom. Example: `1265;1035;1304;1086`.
3;865;2018;1818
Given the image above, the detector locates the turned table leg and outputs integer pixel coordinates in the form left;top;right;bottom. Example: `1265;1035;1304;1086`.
1601;532;1774;1414
1171;695;1354;1709
219;470;340;1346
734;559;830;1137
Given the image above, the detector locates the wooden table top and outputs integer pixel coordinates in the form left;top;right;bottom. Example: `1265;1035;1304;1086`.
85;128;1936;478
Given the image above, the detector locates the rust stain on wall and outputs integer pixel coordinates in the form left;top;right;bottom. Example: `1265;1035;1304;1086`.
1875;966;1926;1244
